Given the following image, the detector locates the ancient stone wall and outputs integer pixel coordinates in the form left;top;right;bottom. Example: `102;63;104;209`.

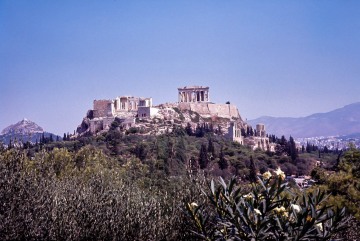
226;122;244;144
93;100;112;118
138;107;159;118
178;103;241;120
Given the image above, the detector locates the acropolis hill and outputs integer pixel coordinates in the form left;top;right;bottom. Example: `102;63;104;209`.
76;86;275;151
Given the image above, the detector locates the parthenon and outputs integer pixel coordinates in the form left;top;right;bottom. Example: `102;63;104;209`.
178;86;210;103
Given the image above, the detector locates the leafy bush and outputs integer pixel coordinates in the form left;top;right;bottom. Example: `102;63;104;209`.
186;169;348;240
0;148;201;240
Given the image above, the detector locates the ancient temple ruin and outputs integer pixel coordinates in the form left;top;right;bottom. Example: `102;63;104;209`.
76;85;274;153
226;122;244;145
178;86;210;103
87;96;158;133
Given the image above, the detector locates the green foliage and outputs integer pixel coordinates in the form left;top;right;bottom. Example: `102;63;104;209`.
0;130;355;240
199;143;209;169
311;147;360;220
0;148;202;240
186;174;348;241
249;155;258;183
218;147;228;170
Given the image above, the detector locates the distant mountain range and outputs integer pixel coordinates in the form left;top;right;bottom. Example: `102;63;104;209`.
248;102;360;138
0;118;61;145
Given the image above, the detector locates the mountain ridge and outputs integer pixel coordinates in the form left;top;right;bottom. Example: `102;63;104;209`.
248;102;360;138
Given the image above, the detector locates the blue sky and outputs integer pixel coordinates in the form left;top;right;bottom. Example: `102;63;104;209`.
1;1;360;135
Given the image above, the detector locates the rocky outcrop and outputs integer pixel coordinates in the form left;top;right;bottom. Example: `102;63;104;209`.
0;119;61;145
1;118;43;135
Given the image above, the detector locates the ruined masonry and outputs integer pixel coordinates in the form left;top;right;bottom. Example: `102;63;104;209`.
85;96;158;134
76;86;275;152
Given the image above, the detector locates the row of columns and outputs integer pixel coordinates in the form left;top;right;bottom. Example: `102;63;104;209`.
178;90;209;103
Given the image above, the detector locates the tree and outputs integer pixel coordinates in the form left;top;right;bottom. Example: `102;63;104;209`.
216;125;222;135
186;175;348;241
218;147;228;170
133;143;148;161
198;143;208;169
324;146;329;153
185;123;193;136
175;137;187;163
207;138;215;157
249;155;257;183
8;139;12;150
288;136;298;161
195;124;205;137
241;128;246;137
249;127;254;136
306;141;312;153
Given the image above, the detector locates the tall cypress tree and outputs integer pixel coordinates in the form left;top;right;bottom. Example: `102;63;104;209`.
185;123;193;136
199;143;208;169
288;136;298;161
218;147;228;170
208;138;215;157
249;156;257;183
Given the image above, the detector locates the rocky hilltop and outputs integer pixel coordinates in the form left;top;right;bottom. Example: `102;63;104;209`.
77;102;246;136
0;119;60;145
1;118;43;135
75;86;275;152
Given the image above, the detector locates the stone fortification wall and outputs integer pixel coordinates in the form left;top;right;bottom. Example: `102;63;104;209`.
93;100;112;118
178;103;241;120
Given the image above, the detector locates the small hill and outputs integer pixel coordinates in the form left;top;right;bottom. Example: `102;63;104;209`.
248;102;360;138
0;118;61;145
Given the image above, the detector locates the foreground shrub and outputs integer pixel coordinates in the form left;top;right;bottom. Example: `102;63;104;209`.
186;169;348;240
0;148;200;240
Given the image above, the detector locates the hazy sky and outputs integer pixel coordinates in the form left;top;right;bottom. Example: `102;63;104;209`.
1;1;360;135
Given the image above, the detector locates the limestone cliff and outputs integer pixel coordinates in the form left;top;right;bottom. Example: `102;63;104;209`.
178;102;242;121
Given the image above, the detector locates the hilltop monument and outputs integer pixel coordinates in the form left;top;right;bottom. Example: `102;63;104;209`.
75;85;274;152
178;86;210;103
